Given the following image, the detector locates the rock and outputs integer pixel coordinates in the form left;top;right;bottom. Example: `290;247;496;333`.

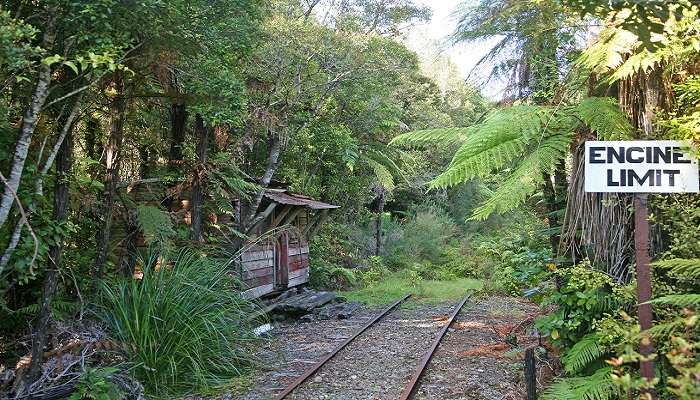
274;290;336;315
299;313;316;323
314;301;362;320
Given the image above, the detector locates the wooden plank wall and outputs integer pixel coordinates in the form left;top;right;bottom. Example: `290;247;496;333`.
241;239;275;298
287;231;310;287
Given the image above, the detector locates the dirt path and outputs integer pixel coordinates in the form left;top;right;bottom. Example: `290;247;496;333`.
232;295;540;400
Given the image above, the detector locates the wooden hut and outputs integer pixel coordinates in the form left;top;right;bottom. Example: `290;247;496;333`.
238;189;339;298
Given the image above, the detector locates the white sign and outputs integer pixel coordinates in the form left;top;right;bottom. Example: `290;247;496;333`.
585;141;699;193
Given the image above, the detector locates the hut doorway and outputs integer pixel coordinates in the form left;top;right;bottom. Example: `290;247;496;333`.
275;231;289;289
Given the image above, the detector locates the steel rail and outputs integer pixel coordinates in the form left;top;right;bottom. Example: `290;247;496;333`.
273;293;412;400
399;292;472;400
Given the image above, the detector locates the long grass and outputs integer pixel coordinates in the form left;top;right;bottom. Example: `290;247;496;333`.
97;249;259;397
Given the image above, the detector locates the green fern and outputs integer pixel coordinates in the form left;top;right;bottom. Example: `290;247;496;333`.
391;97;630;220
365;157;395;191
572;97;633;140
354;145;407;193
647;294;700;307
542;367;617;400
468;133;572;220
561;333;604;374
653;258;700;278
648;317;687;338
136;205;176;245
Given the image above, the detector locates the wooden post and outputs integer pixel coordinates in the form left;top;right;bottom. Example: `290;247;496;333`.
634;193;656;394
524;348;537;400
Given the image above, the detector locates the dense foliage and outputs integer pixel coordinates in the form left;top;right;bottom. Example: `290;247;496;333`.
1;0;699;398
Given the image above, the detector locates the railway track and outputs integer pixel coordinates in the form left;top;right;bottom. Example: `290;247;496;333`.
273;292;472;400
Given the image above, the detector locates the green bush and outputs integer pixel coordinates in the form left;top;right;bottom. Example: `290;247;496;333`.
97;250;259;397
384;205;457;267
535;261;632;347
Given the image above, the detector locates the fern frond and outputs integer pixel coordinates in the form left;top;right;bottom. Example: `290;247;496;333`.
647;294;700;307
573;97;633;140
363;147;405;183
542;367;616;400
653;258;700;278
365;157;395;191
610;49;664;82
468;133;571;220
562;333;604;374
576;28;638;76
648;317;687;338
136;205;176;245
389;126;475;147
428;105;547;189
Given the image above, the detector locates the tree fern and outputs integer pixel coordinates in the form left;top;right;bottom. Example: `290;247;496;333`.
136;205;176;245
364;157;396;191
391;97;630;220
647;294;700;307
572;97;633;140
356;145;407;193
542;367;617;400
648;317;687;338
468;132;572;220
561;333;604;374
653;258;700;278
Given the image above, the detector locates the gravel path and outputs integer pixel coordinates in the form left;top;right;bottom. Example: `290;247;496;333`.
287;303;452;400
230;295;542;400
412;296;540;400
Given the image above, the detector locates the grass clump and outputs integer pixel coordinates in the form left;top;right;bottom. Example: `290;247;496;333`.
97;249;259;397
341;270;483;306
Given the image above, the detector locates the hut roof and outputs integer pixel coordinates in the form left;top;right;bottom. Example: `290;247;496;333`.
263;189;339;210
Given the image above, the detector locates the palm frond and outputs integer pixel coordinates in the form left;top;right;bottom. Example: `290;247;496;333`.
542;367;617;400
562;333;604;374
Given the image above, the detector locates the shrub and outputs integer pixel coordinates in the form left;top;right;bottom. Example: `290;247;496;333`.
97;249;259;397
384;204;457;267
535;261;630;347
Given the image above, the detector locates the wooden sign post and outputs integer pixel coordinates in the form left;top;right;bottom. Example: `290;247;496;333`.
585;140;699;391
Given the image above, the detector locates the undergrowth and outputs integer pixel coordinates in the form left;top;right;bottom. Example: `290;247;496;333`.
96;249;260;397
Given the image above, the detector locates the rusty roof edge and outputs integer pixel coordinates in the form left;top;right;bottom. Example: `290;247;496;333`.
263;190;340;209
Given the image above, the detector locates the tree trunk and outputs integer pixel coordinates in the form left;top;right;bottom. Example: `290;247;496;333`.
93;73;125;280
24;118;74;386
542;172;559;254
244;133;281;233
0;16;56;230
190;114;208;242
0;96;82;272
169;102;187;168
374;190;386;257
